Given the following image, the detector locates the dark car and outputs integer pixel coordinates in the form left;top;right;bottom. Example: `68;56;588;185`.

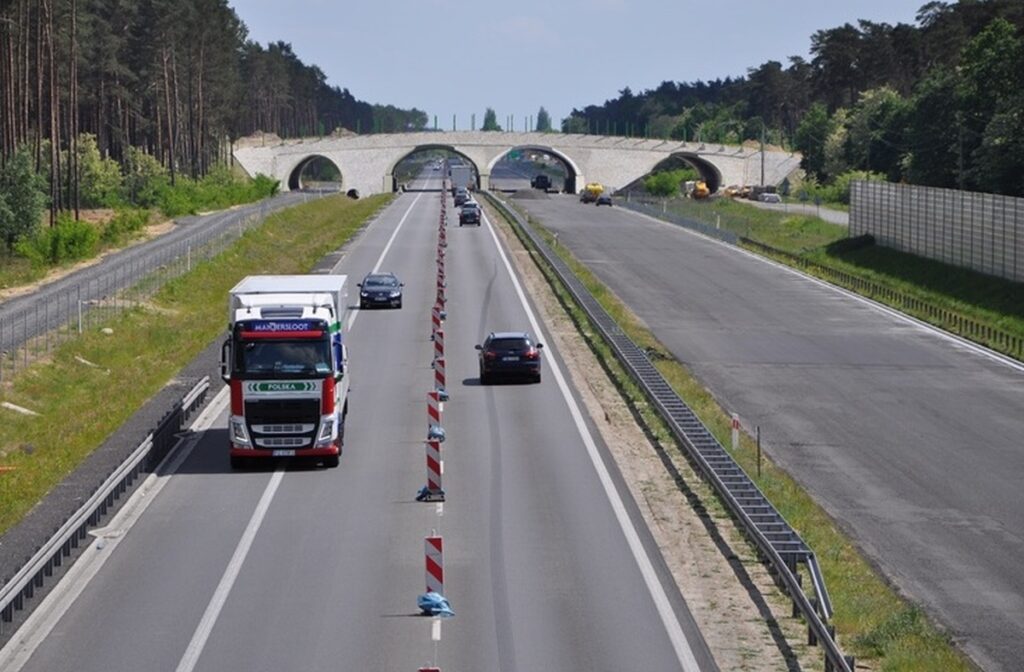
454;189;470;206
358;272;403;309
476;331;543;383
595;194;613;206
459;202;481;226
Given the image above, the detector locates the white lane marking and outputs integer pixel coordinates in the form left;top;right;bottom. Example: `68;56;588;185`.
623;205;1024;374
0;386;231;672
175;469;285;672
346;191;425;332
482;212;703;672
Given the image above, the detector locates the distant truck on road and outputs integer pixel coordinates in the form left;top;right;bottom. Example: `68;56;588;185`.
448;162;475;195
221;275;350;469
579;182;604;203
531;174;551;190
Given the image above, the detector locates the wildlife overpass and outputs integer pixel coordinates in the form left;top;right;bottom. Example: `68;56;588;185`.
232;131;801;197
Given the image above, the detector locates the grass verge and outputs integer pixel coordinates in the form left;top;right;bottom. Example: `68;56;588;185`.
0;193;391;536
492;195;975;672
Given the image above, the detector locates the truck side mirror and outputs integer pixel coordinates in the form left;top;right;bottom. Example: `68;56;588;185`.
220;339;231;383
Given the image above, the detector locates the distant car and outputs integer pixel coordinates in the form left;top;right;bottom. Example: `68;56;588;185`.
454;189;470;206
531;174;551;190
476;331;543;384
759;192;782;203
358;272;403;309
459;202;482;226
595;194;613;206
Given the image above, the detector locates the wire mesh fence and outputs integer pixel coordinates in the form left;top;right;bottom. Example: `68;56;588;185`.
850;180;1024;282
0;205;272;383
618;194;739;244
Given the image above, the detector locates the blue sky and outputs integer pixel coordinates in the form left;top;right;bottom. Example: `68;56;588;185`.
232;0;928;130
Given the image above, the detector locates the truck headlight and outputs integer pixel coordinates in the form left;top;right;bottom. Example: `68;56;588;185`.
316;417;336;446
231;418;251;447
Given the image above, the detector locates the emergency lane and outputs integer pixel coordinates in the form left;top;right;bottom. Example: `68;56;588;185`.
6;174;716;671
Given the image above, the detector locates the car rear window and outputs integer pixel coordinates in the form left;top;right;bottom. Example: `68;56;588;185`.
488;338;530;350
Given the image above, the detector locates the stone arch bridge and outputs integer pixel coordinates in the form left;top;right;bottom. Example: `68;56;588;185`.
232;131;801;196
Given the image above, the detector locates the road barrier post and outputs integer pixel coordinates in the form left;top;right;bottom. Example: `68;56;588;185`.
433;329;445;363
425;535;444;595
416;440;445;502
434;357;448;401
427;391;444;442
731;413;740;452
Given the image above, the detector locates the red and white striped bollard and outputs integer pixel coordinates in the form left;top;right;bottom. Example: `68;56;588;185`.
425;536;444;595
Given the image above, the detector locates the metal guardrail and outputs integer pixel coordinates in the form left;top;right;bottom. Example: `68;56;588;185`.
485;194;855;672
618;197;739;245
0;376;210;633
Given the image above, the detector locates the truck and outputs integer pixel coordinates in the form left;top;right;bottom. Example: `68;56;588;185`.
220;275;350;470
579;182;604;203
531;174;551;190
448;162;474;195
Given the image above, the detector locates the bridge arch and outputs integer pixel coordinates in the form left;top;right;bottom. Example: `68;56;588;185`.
487;145;583;193
286;154;343;191
387;145;480;191
671;153;724;193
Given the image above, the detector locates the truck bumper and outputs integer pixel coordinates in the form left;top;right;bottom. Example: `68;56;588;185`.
230;445;340;459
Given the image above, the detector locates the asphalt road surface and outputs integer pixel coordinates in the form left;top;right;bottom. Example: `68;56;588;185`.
1;175;716;672
511;192;1024;672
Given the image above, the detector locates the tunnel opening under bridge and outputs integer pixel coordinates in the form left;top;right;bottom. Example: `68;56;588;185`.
391;146;479;192
489;146;579;194
619;154;723;197
287;155;344;192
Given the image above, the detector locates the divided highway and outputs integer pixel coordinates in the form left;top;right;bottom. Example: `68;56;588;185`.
1;178;716;671
511;192;1024;672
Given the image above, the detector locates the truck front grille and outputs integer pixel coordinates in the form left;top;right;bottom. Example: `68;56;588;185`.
245;399;319;449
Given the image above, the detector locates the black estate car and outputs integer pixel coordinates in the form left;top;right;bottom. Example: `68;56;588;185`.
476;331;543;383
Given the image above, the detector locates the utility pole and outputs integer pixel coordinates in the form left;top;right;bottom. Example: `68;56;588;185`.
760;122;765;187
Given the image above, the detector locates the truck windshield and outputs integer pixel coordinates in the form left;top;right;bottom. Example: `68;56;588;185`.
236;339;332;376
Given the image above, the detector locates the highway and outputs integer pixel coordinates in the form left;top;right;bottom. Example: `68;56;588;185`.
510;191;1024;672
1;175;716;671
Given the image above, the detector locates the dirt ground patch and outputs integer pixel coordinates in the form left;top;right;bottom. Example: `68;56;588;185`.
486;201;825;671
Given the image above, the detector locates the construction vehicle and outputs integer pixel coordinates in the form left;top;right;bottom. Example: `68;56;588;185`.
692;181;710;199
579;182;604;203
221;275;350;469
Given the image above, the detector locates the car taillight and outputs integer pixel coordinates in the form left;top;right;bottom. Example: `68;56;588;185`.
484;351;498;360
524;348;539;360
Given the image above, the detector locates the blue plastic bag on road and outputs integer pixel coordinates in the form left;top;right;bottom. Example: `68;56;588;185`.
417;591;455;617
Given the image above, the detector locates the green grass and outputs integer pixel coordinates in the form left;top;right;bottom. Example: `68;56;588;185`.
493;195;975;672
0;251;40;289
0;193;391;535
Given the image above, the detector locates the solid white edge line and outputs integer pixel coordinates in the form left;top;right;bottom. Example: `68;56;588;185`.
0;386;231;672
482;211;703;672
622;204;1024;374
